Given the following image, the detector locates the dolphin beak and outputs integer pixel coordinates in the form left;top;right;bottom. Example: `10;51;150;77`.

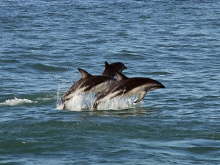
145;80;165;92
123;65;127;70
154;80;165;89
158;82;165;88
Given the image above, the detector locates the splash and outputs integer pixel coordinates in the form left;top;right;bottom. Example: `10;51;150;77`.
57;93;141;111
56;93;96;111
96;96;140;110
0;97;37;106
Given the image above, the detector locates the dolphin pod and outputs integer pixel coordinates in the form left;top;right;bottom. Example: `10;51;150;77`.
61;62;127;109
61;61;165;110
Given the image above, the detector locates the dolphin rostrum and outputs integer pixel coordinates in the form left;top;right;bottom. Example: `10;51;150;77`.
93;72;165;110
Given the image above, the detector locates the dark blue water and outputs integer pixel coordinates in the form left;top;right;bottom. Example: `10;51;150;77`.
1;0;220;164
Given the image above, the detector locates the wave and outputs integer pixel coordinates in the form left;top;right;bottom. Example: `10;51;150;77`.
28;63;68;72
0;97;37;106
0;59;19;63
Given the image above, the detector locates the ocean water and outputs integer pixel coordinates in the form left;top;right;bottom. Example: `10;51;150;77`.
1;0;220;164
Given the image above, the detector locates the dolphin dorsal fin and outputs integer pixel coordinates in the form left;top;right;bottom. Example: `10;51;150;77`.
78;68;92;79
102;61;110;76
104;61;109;68
115;72;128;81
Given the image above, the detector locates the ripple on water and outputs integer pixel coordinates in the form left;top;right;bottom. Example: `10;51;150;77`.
0;59;19;64
1;0;220;164
26;63;68;72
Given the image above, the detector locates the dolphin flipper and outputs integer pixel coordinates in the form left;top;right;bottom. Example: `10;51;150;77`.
134;92;146;103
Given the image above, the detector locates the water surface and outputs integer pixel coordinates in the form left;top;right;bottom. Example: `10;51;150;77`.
0;0;220;164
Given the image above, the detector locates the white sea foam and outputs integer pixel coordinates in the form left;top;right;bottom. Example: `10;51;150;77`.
0;97;37;106
96;96;141;110
57;93;96;111
36;97;52;101
57;93;141;111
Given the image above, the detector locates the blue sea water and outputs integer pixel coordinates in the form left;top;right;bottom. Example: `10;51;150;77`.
0;0;220;164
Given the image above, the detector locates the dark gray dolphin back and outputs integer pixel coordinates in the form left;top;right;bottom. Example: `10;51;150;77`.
110;77;165;96
62;68;115;102
93;73;165;109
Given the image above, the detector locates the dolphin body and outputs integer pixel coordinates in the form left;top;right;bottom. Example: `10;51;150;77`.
93;72;165;110
61;62;127;109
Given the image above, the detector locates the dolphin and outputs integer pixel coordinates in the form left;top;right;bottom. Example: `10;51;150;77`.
61;62;127;108
102;61;127;78
93;72;165;110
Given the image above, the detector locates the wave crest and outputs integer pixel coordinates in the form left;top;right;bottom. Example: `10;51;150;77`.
0;97;37;106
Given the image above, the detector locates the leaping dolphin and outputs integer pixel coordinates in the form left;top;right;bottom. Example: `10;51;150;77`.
93;72;165;110
61;62;127;109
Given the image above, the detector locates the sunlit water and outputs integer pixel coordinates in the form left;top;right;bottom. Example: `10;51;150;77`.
0;0;220;164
